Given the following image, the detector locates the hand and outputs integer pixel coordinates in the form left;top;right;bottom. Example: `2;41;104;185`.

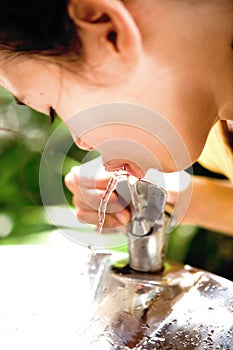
64;159;131;233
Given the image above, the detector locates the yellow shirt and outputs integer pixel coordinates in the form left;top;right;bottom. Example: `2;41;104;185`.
198;121;233;182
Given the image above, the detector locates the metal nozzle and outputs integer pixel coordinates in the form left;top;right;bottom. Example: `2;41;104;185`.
127;179;172;273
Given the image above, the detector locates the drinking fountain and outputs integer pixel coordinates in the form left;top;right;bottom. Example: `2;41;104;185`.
80;178;233;349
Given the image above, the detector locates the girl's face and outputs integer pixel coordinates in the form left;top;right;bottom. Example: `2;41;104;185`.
0;0;232;177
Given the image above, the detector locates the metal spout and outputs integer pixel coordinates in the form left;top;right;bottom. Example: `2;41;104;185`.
127;179;173;273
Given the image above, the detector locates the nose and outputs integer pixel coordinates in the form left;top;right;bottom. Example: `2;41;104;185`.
75;137;93;151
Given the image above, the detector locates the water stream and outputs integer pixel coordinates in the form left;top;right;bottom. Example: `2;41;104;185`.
98;170;128;233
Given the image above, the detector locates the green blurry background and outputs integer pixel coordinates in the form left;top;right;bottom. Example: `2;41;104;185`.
0;86;232;280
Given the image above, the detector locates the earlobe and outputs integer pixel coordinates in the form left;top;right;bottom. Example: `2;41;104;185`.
67;0;142;65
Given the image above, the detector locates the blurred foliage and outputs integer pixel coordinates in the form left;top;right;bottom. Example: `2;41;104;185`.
0;86;87;244
0;86;232;281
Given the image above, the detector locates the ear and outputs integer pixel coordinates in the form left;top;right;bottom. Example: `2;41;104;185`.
67;0;142;73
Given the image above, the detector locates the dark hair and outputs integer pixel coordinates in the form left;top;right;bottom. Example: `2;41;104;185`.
0;0;82;59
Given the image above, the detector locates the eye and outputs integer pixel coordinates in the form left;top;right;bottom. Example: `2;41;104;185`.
14;96;26;106
49;107;57;124
13;95;56;124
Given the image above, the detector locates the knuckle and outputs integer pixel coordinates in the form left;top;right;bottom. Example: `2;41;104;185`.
76;209;87;223
72;194;84;207
64;173;72;187
72;196;78;208
72;195;84;209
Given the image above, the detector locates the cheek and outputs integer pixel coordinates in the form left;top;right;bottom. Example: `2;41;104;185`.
65;103;205;173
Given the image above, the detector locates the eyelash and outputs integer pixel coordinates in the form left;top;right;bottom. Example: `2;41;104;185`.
14;97;56;124
49;107;57;124
14;97;25;106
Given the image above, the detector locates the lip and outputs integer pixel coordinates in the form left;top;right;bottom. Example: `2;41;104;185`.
104;161;145;179
124;164;145;179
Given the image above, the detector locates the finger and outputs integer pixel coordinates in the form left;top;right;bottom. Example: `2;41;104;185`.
70;166;118;189
73;195;130;221
64;171;77;193
73;188;129;212
64;172;115;195
76;207;131;228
